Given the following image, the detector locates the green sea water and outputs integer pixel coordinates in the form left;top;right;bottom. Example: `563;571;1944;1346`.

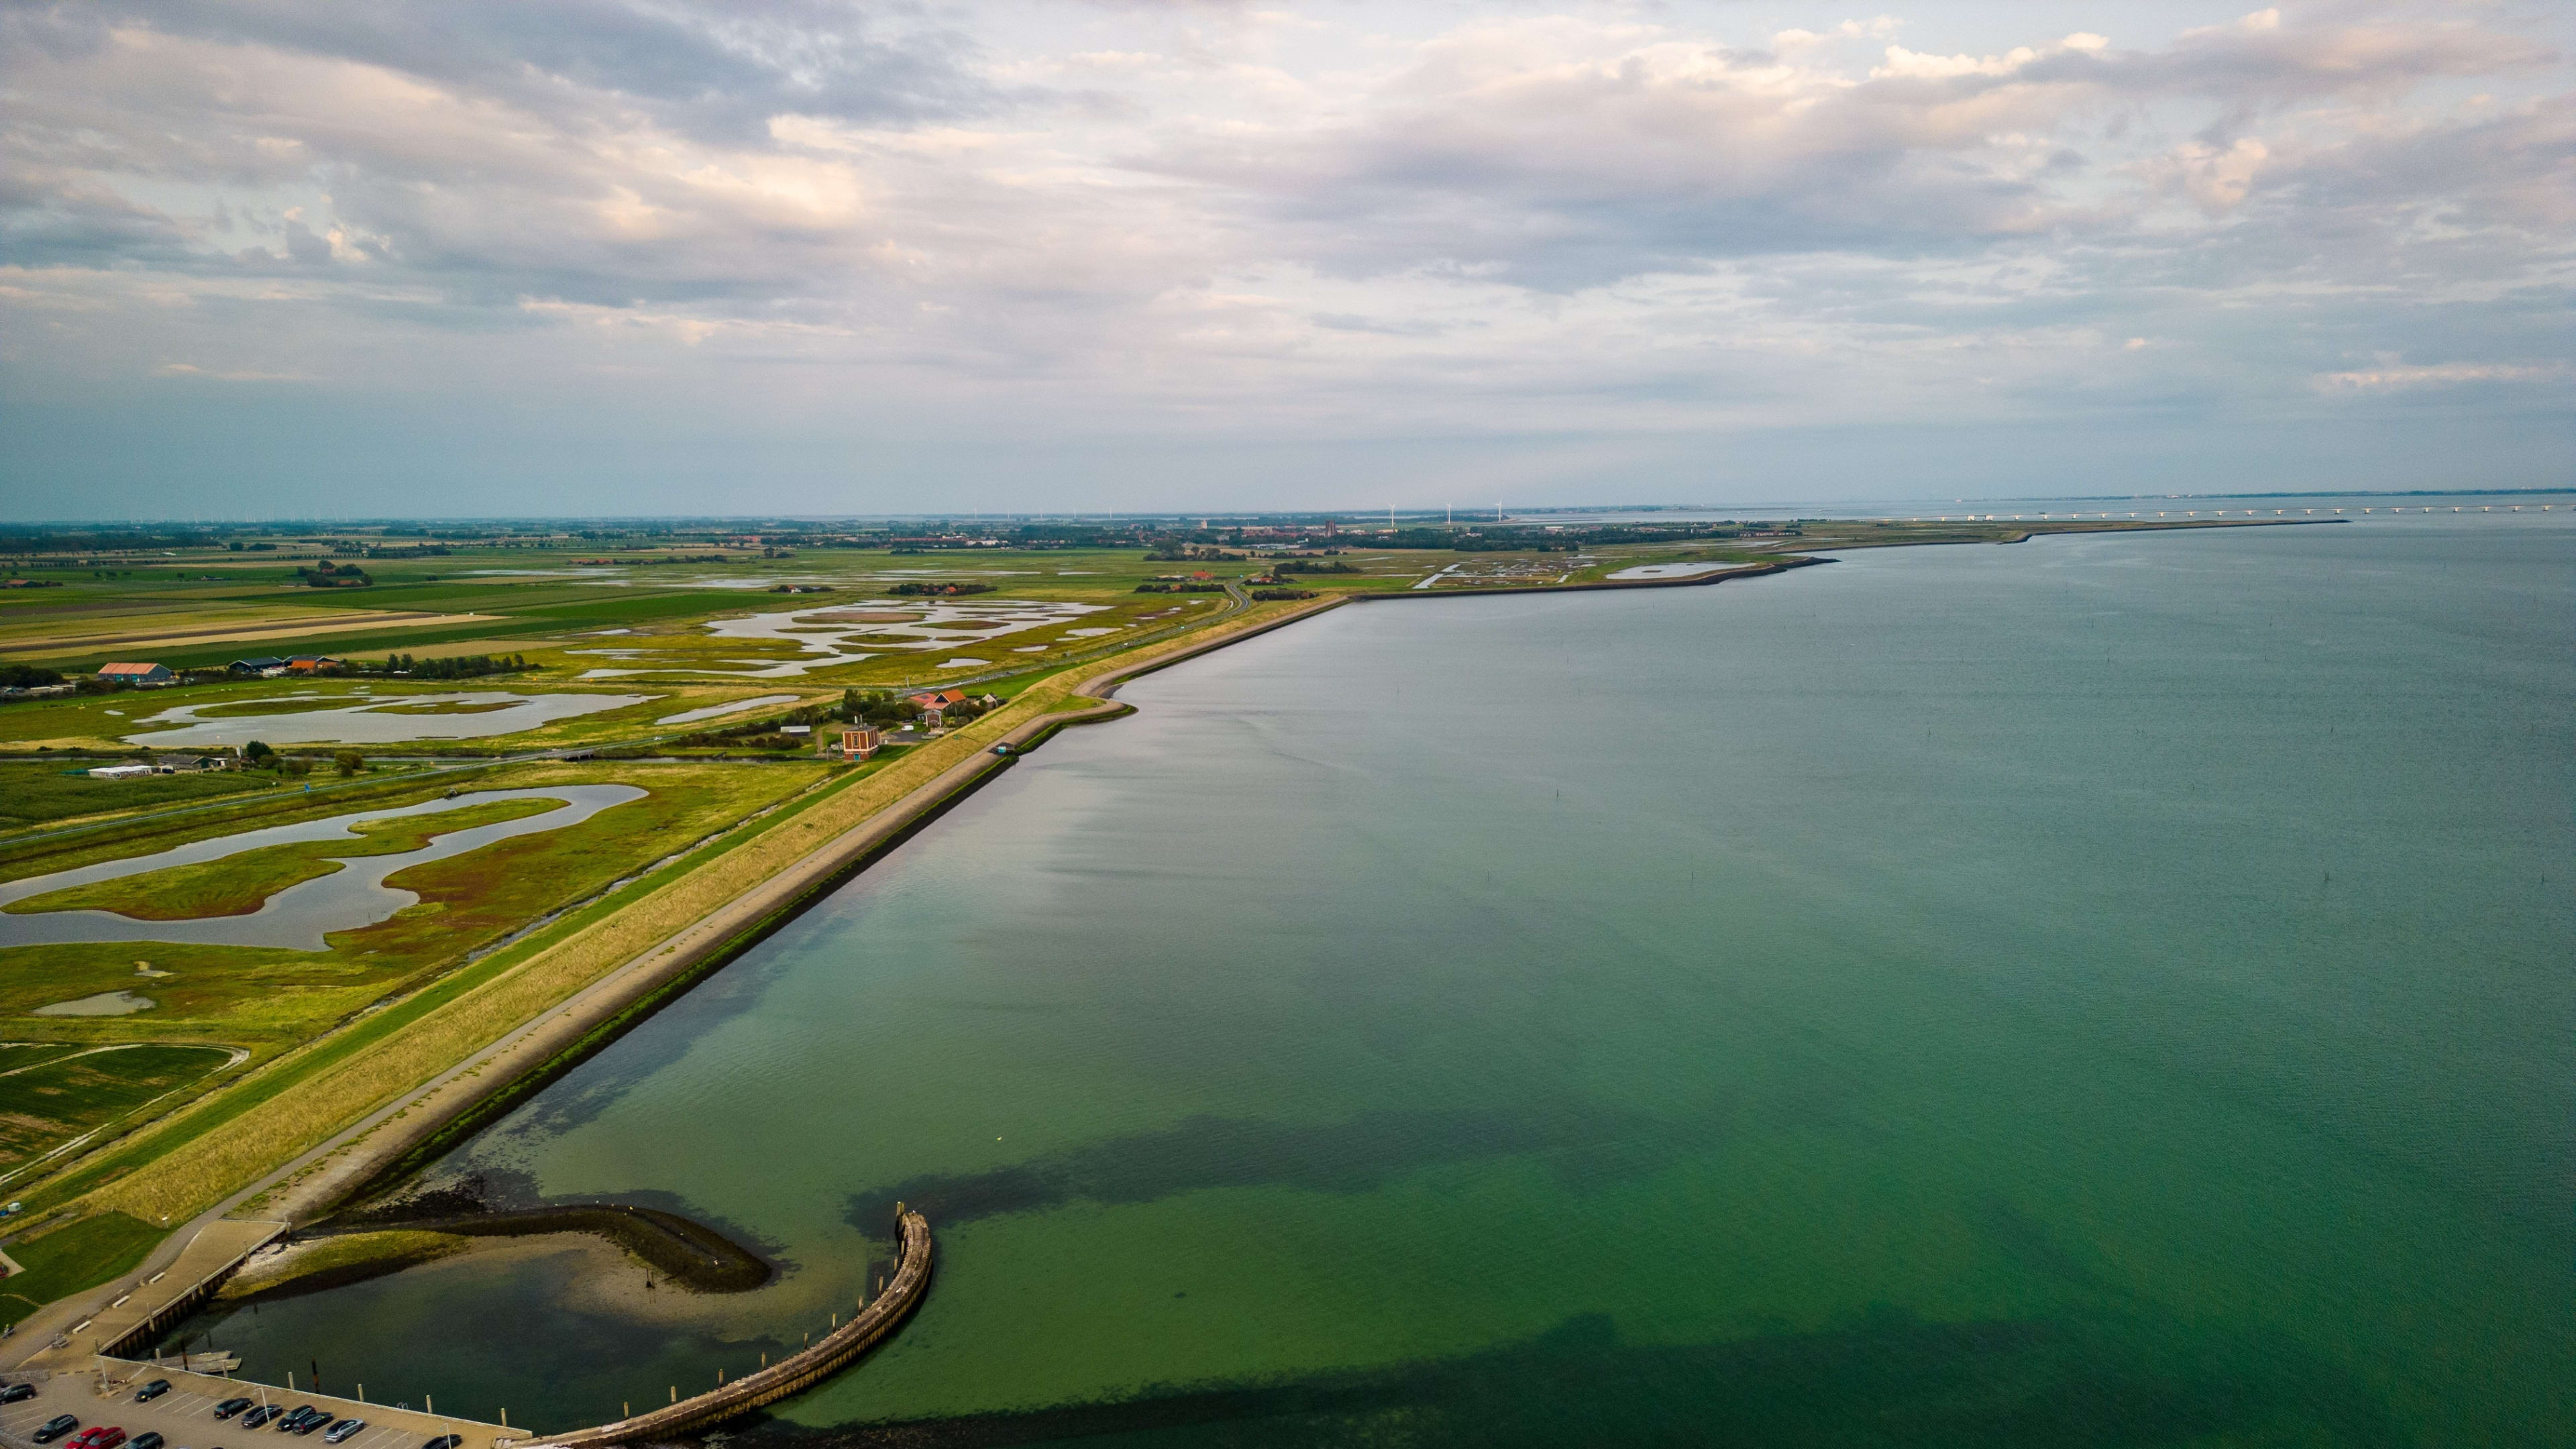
179;515;2574;1446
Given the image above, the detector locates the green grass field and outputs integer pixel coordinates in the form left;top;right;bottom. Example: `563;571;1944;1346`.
0;763;277;830
0;1210;161;1321
0;1044;239;1181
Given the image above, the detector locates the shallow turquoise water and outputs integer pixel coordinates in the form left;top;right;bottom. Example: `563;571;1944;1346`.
178;517;2574;1446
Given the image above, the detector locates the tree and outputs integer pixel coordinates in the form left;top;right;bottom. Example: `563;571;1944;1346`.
244;740;276;765
334;751;364;776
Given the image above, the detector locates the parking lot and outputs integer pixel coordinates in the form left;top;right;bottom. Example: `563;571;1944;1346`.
0;1366;518;1449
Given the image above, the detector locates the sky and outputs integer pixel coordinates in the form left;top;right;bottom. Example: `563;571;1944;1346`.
3;1;2570;519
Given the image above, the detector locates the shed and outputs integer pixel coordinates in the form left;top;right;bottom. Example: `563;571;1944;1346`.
96;661;174;686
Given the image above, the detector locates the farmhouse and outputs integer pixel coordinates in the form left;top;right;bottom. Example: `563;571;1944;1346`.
284;655;345;675
841;725;883;761
228;656;288;676
95;661;175;686
905;688;969;727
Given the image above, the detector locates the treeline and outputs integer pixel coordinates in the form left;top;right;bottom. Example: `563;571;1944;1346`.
380;653;528;679
298;561;372;587
887;581;994;596
1137;582;1226;594
0;527;222;554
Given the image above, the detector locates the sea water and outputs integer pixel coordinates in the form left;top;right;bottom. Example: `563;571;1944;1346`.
174;514;2573;1446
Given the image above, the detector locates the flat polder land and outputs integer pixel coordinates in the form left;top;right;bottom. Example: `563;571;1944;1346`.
0;508;2314;1327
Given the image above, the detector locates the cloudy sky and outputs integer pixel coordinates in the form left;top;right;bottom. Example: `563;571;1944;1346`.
3;1;2569;518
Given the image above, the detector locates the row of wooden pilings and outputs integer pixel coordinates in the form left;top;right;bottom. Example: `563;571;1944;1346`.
527;1209;932;1449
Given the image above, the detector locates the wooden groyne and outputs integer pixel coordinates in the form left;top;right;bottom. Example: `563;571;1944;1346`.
527;1209;932;1448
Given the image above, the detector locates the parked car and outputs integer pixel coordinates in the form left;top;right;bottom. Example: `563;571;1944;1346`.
32;1415;79;1443
136;1383;172;1403
294;1413;330;1436
129;1433;166;1449
68;1427;127;1449
213;1399;254;1419
276;1408;318;1433
0;1383;39;1403
422;1436;464;1449
322;1421;365;1444
237;1406;275;1429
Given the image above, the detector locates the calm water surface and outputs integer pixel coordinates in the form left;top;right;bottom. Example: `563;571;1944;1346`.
177;517;2574;1446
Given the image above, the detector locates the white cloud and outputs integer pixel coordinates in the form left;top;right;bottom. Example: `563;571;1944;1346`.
1;1;2570;510
2316;360;2564;390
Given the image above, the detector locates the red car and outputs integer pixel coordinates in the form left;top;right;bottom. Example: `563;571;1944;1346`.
68;1429;126;1449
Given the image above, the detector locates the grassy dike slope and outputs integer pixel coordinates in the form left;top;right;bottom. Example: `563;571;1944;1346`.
67;595;1332;1238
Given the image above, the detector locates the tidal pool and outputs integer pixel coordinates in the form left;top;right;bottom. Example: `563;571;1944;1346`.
0;786;645;950
655;695;803;726
126;692;653;747
575;600;1112;680
1605;560;1737;579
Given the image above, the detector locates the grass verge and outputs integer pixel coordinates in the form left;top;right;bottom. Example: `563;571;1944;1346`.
0;1211;160;1322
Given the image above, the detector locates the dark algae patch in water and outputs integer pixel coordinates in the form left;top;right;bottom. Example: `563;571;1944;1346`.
843;1105;1731;1229
771;1311;2404;1448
